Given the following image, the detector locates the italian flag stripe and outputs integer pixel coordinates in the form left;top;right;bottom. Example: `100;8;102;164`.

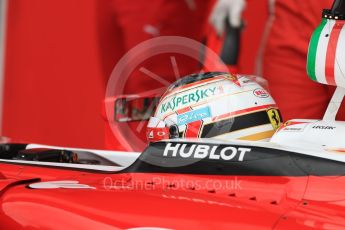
335;22;345;86
325;21;345;85
307;19;345;87
307;19;328;82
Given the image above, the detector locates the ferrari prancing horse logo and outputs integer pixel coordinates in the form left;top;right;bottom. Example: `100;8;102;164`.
267;108;282;130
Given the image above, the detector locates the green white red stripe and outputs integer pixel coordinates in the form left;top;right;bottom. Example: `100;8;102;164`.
307;19;345;87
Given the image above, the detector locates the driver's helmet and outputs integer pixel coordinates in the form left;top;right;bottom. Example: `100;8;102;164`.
147;72;282;142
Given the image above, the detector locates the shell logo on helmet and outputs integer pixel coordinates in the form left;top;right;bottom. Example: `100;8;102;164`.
253;88;269;98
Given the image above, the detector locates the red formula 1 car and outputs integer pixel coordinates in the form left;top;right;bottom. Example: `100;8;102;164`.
0;138;345;229
1;0;345;229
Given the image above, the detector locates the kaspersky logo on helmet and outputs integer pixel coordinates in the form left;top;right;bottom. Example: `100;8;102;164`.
160;87;218;113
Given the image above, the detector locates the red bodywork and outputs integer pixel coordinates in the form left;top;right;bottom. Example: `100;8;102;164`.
0;161;345;229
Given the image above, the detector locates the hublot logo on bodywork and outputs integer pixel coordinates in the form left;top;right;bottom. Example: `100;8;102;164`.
163;143;251;161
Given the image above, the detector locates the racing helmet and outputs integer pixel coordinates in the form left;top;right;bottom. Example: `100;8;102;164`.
147;72;282;142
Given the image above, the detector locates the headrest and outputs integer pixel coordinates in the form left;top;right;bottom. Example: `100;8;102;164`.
307;18;345;88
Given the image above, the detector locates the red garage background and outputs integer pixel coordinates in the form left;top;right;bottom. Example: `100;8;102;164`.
1;0;268;149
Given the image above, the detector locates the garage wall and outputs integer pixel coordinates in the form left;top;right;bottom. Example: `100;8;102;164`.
2;0;267;149
2;0;105;148
0;0;7;135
